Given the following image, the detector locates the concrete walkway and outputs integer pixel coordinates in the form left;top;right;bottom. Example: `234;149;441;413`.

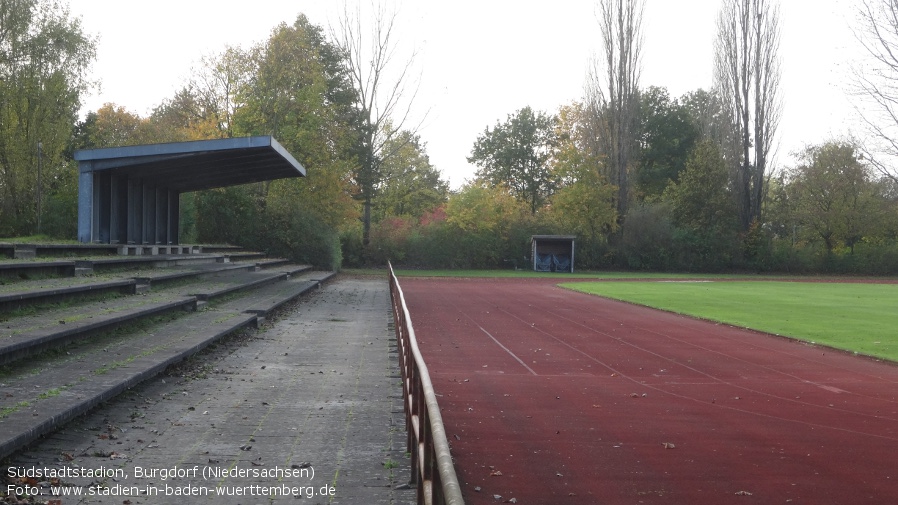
5;276;414;504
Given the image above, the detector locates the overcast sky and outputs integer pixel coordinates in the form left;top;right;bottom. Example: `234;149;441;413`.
71;0;860;187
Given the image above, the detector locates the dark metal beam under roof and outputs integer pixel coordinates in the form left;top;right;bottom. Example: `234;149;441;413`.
74;136;305;193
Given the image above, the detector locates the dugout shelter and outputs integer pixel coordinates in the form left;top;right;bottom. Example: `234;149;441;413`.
531;235;576;273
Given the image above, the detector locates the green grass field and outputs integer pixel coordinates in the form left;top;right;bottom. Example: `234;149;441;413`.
562;280;898;362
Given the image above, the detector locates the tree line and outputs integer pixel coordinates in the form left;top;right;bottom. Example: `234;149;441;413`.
2;0;898;273
370;0;897;273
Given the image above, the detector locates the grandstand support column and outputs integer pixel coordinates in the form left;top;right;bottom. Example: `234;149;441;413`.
77;170;93;243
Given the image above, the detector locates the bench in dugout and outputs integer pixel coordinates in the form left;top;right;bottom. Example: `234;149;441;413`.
535;253;553;272
552;254;572;273
535;253;571;272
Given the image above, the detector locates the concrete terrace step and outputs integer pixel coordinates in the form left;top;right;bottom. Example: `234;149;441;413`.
195;244;245;254
0;306;258;460
229;271;335;318
185;265;314;303
131;261;257;287
0;243;118;259
0;294;197;366
0;260;77;280
0;278;138;313
1;243;202;260
0;257;334;461
0;263;313;322
224;251;268;261
254;257;292;269
0;254;222;283
270;263;313;276
183;269;289;301
75;253;224;273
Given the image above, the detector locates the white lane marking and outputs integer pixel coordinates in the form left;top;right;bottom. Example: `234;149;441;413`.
474;323;538;376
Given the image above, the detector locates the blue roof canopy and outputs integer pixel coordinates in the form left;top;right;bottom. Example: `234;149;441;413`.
74;136;305;193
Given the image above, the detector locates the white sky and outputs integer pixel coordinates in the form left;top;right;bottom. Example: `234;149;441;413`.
71;0;861;187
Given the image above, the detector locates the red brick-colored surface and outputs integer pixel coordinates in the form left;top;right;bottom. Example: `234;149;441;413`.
402;277;898;504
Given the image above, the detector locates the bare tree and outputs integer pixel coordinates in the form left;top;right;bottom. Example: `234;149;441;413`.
585;0;644;219
332;2;422;248
852;0;898;184
714;0;782;231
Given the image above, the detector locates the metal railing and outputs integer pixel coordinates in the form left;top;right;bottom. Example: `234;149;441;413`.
388;262;465;505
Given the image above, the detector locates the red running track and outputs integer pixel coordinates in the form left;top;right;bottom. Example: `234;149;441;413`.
401;277;898;505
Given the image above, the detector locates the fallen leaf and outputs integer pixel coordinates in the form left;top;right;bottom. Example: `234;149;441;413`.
735;490;753;496
489;470;503;476
662;442;676;449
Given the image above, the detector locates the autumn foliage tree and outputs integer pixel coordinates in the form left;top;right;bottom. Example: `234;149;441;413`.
191;15;360;267
549;103;617;245
0;0;96;236
443;181;536;268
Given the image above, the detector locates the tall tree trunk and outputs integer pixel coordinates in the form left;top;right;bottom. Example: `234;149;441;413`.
587;0;644;221
715;0;782;232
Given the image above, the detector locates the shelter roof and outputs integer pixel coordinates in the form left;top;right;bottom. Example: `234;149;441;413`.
531;235;577;242
74;136;305;192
